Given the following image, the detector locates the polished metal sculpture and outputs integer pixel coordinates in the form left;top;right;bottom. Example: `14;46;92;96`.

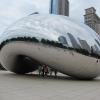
0;14;100;79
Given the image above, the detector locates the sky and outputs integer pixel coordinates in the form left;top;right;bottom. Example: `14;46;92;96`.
0;0;100;33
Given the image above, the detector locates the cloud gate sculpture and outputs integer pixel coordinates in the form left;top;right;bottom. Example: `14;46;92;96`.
0;14;100;79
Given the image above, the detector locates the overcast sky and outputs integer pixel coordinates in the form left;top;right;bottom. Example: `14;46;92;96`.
0;0;100;33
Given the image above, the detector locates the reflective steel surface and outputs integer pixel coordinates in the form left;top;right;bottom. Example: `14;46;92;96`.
0;14;100;79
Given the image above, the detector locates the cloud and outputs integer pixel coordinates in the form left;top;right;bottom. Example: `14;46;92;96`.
70;0;100;22
0;0;100;33
0;0;50;33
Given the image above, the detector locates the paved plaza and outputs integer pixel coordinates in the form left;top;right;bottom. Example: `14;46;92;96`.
0;71;100;100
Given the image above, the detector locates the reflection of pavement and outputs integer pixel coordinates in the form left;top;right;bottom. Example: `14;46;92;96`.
0;71;100;100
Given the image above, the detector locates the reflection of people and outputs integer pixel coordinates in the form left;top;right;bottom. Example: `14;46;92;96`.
49;68;57;77
44;65;49;76
42;65;45;77
38;65;58;77
49;67;53;76
96;59;98;63
54;69;57;77
38;66;42;76
91;46;94;54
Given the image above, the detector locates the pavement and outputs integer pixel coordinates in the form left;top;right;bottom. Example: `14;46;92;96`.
0;71;100;100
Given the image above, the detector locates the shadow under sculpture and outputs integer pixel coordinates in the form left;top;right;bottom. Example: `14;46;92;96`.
11;55;40;74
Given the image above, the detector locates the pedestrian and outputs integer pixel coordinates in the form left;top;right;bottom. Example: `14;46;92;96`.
44;65;49;76
54;69;57;77
42;65;45;77
49;67;58;77
38;66;42;76
49;67;53;76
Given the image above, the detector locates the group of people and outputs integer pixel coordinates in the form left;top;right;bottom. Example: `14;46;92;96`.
38;65;58;77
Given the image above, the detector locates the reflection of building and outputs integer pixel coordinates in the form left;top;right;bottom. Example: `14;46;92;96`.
95;39;100;47
58;36;68;45
78;38;91;53
50;0;69;16
91;45;100;55
84;7;100;35
67;33;80;49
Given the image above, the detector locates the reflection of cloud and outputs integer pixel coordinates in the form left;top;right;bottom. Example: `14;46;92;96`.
0;0;99;33
0;0;49;33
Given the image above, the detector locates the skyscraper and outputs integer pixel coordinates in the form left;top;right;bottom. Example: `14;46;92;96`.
84;7;100;35
50;0;69;16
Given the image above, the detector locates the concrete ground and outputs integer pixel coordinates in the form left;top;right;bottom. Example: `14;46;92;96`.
0;71;100;100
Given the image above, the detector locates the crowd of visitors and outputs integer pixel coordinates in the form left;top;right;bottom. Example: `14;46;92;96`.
38;65;58;77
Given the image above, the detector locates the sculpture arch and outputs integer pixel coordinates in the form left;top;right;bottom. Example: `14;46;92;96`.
0;14;100;79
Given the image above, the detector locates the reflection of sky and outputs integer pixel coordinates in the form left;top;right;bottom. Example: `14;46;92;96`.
0;14;100;50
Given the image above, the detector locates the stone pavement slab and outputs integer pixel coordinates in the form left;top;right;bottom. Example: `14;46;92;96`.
0;71;100;100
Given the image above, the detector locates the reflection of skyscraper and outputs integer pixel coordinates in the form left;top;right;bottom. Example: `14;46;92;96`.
91;45;100;55
50;0;69;16
58;36;68;46
95;39;100;47
78;38;91;53
67;33;81;49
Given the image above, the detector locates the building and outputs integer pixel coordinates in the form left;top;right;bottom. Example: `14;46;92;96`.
50;0;69;16
84;7;100;35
